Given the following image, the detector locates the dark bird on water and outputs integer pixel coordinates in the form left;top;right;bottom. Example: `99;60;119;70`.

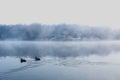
35;57;40;61
20;58;26;63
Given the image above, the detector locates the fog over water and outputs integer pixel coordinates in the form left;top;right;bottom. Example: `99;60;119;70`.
0;41;120;63
0;41;120;80
0;24;120;80
0;41;120;58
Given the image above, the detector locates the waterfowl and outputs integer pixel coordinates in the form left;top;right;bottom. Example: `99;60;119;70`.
35;57;40;61
20;58;26;63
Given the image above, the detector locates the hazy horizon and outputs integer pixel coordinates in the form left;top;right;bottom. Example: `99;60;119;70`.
0;0;120;80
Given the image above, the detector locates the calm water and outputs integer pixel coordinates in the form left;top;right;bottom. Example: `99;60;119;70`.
0;41;120;80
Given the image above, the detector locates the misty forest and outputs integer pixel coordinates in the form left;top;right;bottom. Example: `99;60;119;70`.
0;23;120;41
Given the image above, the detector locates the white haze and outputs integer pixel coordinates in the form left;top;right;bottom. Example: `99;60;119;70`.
0;41;120;65
0;0;120;29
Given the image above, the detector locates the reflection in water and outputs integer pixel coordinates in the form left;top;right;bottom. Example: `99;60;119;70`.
0;57;109;74
0;56;120;80
4;62;43;74
0;41;120;80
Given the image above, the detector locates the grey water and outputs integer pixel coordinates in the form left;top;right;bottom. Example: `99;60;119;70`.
0;41;120;80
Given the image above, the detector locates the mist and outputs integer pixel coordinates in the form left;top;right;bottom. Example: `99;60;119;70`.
0;41;120;58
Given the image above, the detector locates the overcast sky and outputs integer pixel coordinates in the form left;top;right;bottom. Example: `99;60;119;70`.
0;0;120;28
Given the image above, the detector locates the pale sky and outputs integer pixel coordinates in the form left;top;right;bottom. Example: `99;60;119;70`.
0;0;120;28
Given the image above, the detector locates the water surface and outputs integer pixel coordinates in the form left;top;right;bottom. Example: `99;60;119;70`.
0;41;120;80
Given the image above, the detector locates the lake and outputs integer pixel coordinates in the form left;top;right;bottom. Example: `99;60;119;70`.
0;41;120;80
